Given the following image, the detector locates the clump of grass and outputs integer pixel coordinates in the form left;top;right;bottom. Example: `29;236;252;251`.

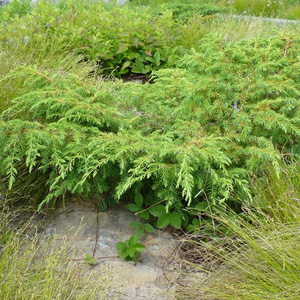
285;5;300;20
229;0;283;16
178;160;300;300
0;204;115;300
204;14;300;42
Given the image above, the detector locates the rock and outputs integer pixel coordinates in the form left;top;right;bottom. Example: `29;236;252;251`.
102;0;129;5
40;201;178;299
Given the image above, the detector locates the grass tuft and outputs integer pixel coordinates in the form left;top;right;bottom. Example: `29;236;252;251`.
178;160;300;300
0;203;115;300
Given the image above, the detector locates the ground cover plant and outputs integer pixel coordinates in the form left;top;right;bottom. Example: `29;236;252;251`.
0;2;299;219
0;33;299;226
177;160;300;299
0;0;300;297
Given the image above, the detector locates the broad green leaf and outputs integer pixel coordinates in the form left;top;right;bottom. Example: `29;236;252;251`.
135;243;146;252
119;68;129;75
116;43;128;55
187;224;194;232
126;203;141;213
121;60;131;70
131;67;141;74
145;56;155;63
192;218;200;226
138;210;150;220
142;65;152;74
136;227;144;238
130;221;143;229
144;223;155;233
129;234;138;247
157;214;170;229
170;212;182;229
116;242;127;251
120;250;128;259
132;57;144;73
128;52;140;59
134;192;143;207
85;254;92;261
149;205;166;217
196;202;209;212
154;51;161;64
128;247;135;258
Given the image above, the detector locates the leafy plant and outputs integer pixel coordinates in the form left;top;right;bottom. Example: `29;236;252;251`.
186;218;200;234
0;0;182;77
0;36;299;212
130;221;155;237
227;0;284;16
126;192;150;220
149;205;182;229
85;254;97;266
0;0;32;22
116;234;146;261
142;1;227;21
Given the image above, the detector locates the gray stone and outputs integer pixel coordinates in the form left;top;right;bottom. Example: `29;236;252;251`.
40;201;178;300
102;0;129;5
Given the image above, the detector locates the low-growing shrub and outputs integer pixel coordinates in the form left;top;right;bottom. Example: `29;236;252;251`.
0;46;94;114
0;36;299;222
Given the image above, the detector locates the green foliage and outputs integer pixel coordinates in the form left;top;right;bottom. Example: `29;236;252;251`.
133;0;300;20
284;5;300;20
178;160;300;300
116;234;146;261
228;0;284;16
0;0;184;77
85;254;97;266
126;192;150;220
146;1;227;21
186;218;201;234
0;0;31;22
222;0;300;19
149;205;182;229
250;159;300;223
0;36;299;214
130;221;155;237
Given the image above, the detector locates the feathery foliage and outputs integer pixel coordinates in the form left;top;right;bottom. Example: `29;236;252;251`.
0;36;299;214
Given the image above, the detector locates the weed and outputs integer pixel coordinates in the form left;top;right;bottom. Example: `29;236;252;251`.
116;234;146;262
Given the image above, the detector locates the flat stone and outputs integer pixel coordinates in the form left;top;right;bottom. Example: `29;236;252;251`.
40;201;178;299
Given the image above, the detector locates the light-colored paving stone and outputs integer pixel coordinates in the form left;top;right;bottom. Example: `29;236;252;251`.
41;201;178;299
